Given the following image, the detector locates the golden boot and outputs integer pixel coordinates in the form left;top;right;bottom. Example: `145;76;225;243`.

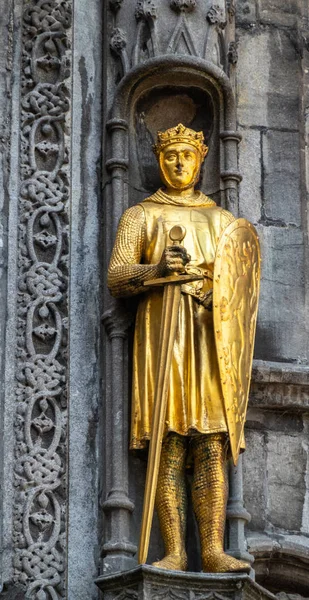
153;433;188;571
192;434;250;574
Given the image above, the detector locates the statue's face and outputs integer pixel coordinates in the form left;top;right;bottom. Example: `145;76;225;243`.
159;142;202;190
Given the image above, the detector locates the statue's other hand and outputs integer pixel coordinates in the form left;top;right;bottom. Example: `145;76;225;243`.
158;245;191;276
201;289;213;311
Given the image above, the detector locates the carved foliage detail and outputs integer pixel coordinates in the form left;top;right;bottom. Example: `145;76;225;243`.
108;0;236;74
135;0;157;20
170;0;197;12
110;27;127;54
149;589;232;600
206;5;226;27
14;1;71;598
228;41;238;64
227;0;236;19
113;590;138;600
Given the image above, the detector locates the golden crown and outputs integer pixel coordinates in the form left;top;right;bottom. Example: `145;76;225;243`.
153;123;208;158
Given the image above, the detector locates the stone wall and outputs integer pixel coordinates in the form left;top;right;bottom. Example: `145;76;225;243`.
236;0;309;595
0;0;308;599
0;0;102;598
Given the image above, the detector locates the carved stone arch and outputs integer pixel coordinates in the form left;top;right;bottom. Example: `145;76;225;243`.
253;544;309;597
107;55;242;221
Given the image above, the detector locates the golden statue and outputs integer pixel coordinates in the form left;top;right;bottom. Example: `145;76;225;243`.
108;124;260;574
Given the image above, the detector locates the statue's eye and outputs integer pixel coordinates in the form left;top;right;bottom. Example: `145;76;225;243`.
165;153;176;161
184;152;194;160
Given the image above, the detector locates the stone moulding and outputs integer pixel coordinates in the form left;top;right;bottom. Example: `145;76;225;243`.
250;360;309;411
12;0;71;598
248;532;309;597
96;565;277;600
109;0;236;74
110;55;242;215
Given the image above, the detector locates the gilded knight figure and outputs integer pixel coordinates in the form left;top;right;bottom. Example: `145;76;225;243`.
108;124;260;573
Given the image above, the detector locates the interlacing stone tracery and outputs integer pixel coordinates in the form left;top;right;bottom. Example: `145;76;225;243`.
13;1;71;598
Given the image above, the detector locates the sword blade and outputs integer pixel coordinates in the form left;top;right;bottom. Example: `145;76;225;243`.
138;282;182;565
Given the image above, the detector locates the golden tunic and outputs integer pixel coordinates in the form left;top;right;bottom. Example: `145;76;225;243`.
108;189;235;449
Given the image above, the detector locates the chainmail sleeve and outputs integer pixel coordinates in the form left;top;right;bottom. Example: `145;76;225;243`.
108;204;161;297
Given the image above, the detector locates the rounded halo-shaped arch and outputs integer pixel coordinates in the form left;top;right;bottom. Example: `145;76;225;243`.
105;55;242;239
112;55;237;130
252;540;309;596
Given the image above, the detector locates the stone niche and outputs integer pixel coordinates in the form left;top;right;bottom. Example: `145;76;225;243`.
101;0;244;585
102;54;243;575
132;86;217;198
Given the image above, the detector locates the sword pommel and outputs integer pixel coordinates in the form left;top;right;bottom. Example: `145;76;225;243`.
169;225;186;245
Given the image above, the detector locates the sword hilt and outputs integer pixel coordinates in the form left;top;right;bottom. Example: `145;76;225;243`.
144;224;203;286
169;225;186;245
169;225;187;277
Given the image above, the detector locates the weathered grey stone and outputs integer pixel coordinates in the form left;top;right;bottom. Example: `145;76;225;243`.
96;566;277;600
236;0;257;24
113;0;231;75
0;1;12;586
227;455;253;566
251;361;309;386
243;428;267;531
237;29;299;129
250;382;309;412
301;417;309;535
1;0;23;590
244;412;309;538
0;584;25;599
238;127;262;223
262;130;301;226
0;0;308;596
66;0;103;596
258;0;298;28
247;532;309;596
0;0;13;586
266;433;307;531
246;408;304;434
277;594;309;600
244;409;309;538
255;226;306;362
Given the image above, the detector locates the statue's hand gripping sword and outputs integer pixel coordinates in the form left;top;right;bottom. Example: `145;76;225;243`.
138;225;203;565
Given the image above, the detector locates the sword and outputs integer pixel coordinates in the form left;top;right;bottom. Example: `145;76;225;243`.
138;225;203;565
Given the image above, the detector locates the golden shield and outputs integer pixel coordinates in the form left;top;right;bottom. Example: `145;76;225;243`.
213;218;261;465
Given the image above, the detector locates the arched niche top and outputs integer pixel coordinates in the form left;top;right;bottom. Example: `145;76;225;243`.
106;55;241;217
253;542;309;597
111;56;236;131
134;86;215;194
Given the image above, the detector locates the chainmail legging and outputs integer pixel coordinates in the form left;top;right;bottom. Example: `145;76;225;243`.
191;433;228;571
155;433;188;568
155;432;249;572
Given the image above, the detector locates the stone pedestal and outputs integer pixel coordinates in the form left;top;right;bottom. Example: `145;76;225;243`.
96;566;276;600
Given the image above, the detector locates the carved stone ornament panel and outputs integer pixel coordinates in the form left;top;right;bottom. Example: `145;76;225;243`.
149;588;232;600
12;0;71;598
108;0;236;79
96;567;277;600
135;0;157;20
206;5;226;26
